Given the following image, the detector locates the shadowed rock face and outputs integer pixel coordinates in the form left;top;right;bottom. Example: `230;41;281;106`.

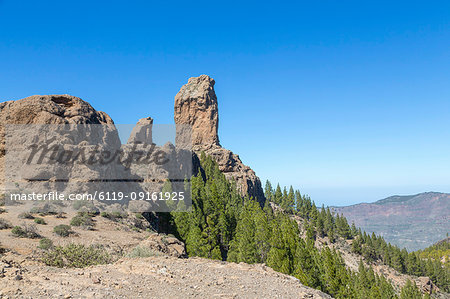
174;75;265;205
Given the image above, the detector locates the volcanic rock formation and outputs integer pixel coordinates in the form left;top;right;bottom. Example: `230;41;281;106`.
174;75;265;205
0;76;265;206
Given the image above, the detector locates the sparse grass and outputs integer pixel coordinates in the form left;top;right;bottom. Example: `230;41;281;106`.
42;243;111;268
127;246;160;258
53;224;72;237
0;218;12;229
70;213;94;230
11;224;41;239
38;238;54;250
18;212;34;219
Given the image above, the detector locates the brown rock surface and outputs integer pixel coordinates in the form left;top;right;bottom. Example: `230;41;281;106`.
0;95;119;192
137;234;187;258
0;94;114;126
174;75;219;147
174;75;265;204
0;255;332;299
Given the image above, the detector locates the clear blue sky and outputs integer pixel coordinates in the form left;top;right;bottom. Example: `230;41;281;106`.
1;1;449;206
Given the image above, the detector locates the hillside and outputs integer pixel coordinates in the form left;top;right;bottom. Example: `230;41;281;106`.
332;192;450;251
0;209;330;299
0;75;448;298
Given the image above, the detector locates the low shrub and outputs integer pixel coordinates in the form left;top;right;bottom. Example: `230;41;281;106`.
72;201;99;215
0;208;6;214
18;212;34;219
127;246;160;258
100;211;127;222
11;224;41;239
70;213;94;229
38;238;54;250
42;243;111;268
0;218;12;229
53;224;72;237
55;212;66;219
30;203;58;216
34;217;47;225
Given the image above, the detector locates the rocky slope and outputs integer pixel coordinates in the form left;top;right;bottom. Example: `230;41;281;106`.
0;208;330;299
332;192;450;251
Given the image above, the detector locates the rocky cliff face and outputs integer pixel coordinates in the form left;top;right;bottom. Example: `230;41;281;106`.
174;75;219;147
174;75;265;205
0;95;121;193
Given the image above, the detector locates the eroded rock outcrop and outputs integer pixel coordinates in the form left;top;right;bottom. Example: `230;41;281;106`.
174;75;219;147
174;75;265;205
0;95;120;192
127;116;153;144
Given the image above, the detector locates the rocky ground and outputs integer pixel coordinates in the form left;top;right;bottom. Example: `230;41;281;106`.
0;205;331;299
0;254;331;299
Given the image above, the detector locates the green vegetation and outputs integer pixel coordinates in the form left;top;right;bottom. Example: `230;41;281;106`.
30;203;59;216
127;246;161;258
400;280;428;299
0;208;6;214
351;231;449;292
417;238;449;263
38;238;54;250
100;211;127;221
166;154;437;298
53;224;72;237
42;243;110;268
11;224;41;238
34;217;47;225
70;212;95;229
18;212;34;219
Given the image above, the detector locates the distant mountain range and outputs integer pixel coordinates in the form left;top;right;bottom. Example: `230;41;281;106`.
332;192;450;251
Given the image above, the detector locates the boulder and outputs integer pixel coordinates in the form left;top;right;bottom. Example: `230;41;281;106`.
138;234;187;258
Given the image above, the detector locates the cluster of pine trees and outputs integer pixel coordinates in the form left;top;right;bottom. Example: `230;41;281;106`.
351;231;449;292
264;180;449;293
417;237;449;265
164;154;437;298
